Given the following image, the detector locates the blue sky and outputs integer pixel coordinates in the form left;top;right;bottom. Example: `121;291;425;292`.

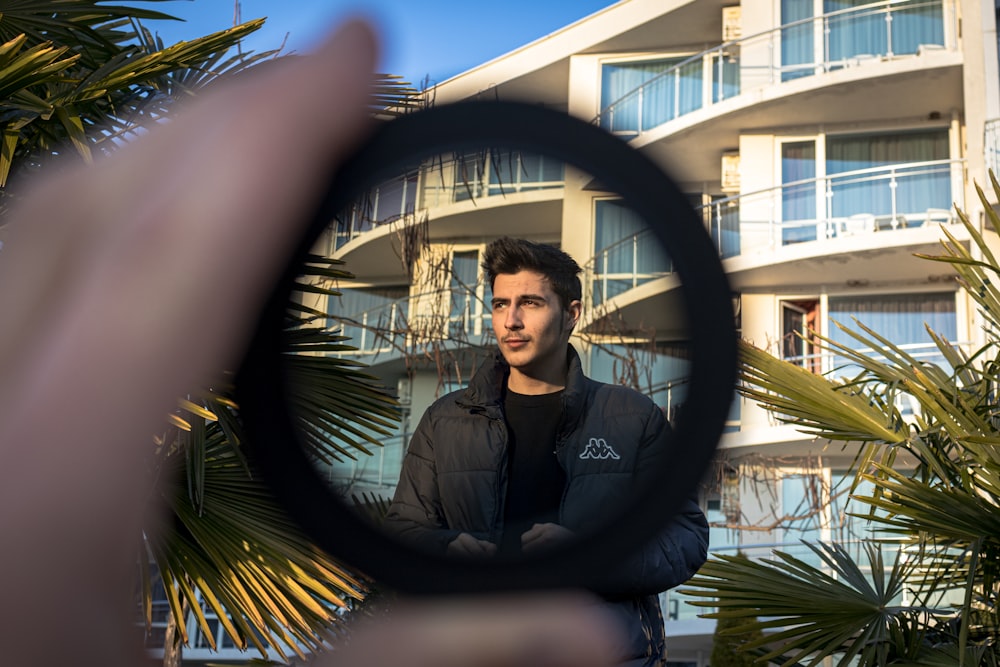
151;1;617;88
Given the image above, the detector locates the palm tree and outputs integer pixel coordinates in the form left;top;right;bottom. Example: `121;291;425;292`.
682;176;1000;666
0;2;418;662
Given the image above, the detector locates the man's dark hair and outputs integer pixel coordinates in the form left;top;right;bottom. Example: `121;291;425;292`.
481;237;582;309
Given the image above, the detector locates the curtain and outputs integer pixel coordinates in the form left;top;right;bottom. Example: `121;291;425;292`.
705;195;741;258
825;0;887;61
825;0;944;59
782;0;815;81
782;141;818;243
329;286;408;351
891;0;944;54
488;151;564;195
449;251;479;337
827;129;950;218
601;57;701;133
827;291;956;374
781;473;825;568
711;53;740;102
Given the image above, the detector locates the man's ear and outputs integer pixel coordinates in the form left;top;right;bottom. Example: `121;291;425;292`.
565;299;582;332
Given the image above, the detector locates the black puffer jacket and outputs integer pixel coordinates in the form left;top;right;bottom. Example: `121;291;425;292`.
385;346;709;666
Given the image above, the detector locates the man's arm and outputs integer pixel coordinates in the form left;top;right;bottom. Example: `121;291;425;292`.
383;410;464;553
591;402;709;597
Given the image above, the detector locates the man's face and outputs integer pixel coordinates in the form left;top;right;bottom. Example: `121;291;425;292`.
490;270;581;378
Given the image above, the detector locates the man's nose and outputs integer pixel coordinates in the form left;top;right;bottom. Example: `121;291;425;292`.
505;307;523;329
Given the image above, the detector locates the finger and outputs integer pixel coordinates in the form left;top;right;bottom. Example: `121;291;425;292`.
321;594;626;667
466;536;494;556
0;19;379;400
521;523;546;545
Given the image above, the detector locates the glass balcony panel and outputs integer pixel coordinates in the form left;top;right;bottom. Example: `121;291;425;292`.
826;292;957;378
591;200;673;306
826;1;888;62
487;151;564;195
781;141;818;244
710;199;741;258
781;0;814;81
449;251;480;338
453;153;486;202
891;0;946;54
328;286;409;355
588;342;691;421
711;52;740;103
600;57;694;134
373;177;410;224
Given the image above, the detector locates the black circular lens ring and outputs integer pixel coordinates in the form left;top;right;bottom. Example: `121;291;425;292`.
236;101;737;595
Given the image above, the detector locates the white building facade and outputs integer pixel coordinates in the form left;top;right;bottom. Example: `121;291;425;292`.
313;1;1000;665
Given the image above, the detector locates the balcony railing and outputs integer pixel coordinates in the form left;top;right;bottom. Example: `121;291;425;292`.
987;118;1000;178
326;433;408;493
333;151;565;250
595;0;953;137
705;158;962;257
584;228;673;307
329;286;493;359
584;159;962;308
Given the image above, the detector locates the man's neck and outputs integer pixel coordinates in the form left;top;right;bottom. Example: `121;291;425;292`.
507;365;566;395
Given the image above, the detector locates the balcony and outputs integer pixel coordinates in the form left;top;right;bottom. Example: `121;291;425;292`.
709;158;963;258
584;159;962;310
332;151;565;252
595;0;954;138
328;286;493;364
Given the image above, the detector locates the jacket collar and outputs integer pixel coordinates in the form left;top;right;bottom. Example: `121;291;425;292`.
457;345;588;429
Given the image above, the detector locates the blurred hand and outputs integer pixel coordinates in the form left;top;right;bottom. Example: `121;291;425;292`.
447;532;499;557
0;20;377;666
521;522;575;554
0;17;624;667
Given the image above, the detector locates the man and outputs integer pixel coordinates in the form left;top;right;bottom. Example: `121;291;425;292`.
386;237;709;667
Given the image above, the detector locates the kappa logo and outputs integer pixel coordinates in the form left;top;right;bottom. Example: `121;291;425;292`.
579;437;620;460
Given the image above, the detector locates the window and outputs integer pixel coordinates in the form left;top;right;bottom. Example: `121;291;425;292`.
588;341;690;417
449;250;484;338
781;141;818;243
781;0;815;80
592;199;672;305
827;291;956;377
780;292;956;379
781;299;821;373
334;173;418;249
827;129;951;222
780;471;828;568
825;0;944;59
600;57;702;133
328;286;409;354
779;129;952;243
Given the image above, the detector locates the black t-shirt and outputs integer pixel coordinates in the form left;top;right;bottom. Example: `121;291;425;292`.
500;389;566;555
